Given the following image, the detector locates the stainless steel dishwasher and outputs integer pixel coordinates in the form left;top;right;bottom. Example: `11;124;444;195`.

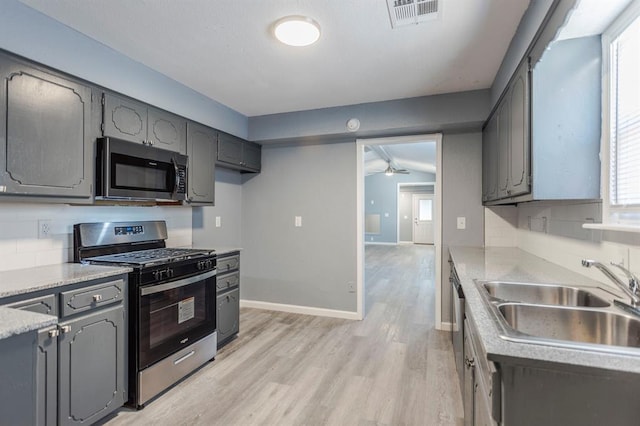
450;258;465;396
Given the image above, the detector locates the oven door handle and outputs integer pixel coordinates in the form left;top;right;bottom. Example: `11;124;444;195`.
140;269;217;296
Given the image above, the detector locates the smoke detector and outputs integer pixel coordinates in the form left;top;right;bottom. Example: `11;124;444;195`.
386;0;441;28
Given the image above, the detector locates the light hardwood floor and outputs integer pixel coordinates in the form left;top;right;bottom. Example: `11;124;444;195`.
100;244;463;426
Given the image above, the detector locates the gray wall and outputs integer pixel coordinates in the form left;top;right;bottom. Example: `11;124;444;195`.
365;172;435;243
491;0;555;107
249;90;490;143
0;0;247;138
192;168;243;248
442;132;485;323
239;142;358;312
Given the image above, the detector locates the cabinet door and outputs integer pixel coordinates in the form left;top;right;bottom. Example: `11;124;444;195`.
463;324;475;426
242;141;262;171
482;113;499;202
186;122;216;204
148;107;186;153
497;97;511;198
217;133;243;166
103;93;147;144
508;60;531;197
36;326;58;426
217;288;239;346
0;55;92;199
474;380;495;426
58;305;125;426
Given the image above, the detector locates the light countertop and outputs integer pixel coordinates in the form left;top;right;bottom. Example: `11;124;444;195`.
449;247;640;375
0;263;132;299
0;263;131;341
0;308;57;340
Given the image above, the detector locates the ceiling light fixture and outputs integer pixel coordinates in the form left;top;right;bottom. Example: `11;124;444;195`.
274;16;321;47
385;165;394;176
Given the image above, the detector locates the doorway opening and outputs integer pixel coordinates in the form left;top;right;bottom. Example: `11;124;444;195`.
397;183;436;244
356;134;443;329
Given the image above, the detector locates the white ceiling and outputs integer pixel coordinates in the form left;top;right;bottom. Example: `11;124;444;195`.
19;0;531;117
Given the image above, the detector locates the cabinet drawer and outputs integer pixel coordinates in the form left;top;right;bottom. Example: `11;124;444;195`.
60;279;124;317
217;254;239;273
216;271;239;293
3;294;58;316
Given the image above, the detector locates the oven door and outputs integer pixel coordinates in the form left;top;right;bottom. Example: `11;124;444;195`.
138;269;216;369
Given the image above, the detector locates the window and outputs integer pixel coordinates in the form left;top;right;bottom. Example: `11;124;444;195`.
603;2;640;224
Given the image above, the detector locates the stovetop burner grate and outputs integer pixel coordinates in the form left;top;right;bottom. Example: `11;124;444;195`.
85;247;213;267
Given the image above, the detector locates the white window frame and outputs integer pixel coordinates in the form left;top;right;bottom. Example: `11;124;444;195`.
602;0;640;226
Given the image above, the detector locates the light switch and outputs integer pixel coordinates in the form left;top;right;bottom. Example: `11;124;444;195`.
295;216;302;227
457;217;466;230
215;216;221;228
384;213;389;217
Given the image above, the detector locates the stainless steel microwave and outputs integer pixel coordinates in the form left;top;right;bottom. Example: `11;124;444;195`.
96;137;188;201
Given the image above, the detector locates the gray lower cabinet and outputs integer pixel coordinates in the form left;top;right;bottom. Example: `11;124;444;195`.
217;288;239;345
0;275;128;426
58;304;125;426
217;132;261;172
102;92;186;153
37;326;58;426
216;251;240;348
186;121;216;204
0;51;93;202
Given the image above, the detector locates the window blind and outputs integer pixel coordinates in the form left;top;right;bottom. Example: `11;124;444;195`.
611;15;640;206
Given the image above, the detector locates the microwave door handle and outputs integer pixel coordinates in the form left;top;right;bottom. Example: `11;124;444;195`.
171;158;180;194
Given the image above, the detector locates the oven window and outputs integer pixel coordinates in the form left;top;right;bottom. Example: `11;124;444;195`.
139;275;215;368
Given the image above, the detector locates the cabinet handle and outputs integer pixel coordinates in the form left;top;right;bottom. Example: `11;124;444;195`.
465;357;475;368
48;329;60;338
60;325;71;334
93;294;103;302
148;139;154;146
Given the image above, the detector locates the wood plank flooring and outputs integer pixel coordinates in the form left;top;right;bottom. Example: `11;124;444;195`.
100;244;463;426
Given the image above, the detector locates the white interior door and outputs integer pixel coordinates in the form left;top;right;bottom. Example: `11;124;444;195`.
413;194;434;244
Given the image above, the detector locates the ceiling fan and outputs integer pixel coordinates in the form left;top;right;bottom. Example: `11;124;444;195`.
383;162;410;176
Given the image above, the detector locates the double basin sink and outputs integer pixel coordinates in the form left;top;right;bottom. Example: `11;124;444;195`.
477;280;640;355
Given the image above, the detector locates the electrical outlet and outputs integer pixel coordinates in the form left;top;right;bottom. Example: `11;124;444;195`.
347;281;356;293
457;217;466;230
215;216;221;228
38;219;52;239
295;216;302;227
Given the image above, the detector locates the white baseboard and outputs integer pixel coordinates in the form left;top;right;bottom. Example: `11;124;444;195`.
240;299;361;320
364;242;397;246
438;321;453;331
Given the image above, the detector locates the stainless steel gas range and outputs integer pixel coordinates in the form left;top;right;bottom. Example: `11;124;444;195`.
74;221;217;408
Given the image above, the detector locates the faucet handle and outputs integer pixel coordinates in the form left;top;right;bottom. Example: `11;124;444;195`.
610;262;640;293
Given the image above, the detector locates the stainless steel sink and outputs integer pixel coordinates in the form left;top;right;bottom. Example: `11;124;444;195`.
498;303;640;349
475;279;640;355
482;281;610;307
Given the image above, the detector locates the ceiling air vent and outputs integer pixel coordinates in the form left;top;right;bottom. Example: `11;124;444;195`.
387;0;441;28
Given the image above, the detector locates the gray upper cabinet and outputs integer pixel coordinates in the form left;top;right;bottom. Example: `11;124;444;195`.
103;92;186;153
482;4;599;205
507;60;530;198
187;121;216;204
217;132;261;172
0;52;93;202
496;96;511;199
482;114;498;202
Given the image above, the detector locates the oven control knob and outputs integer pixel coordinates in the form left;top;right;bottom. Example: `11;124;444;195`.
167;268;174;278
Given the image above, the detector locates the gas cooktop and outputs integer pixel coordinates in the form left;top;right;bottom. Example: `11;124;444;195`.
84;247;214;267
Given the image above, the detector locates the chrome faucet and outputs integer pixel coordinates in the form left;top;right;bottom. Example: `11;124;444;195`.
581;259;640;306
